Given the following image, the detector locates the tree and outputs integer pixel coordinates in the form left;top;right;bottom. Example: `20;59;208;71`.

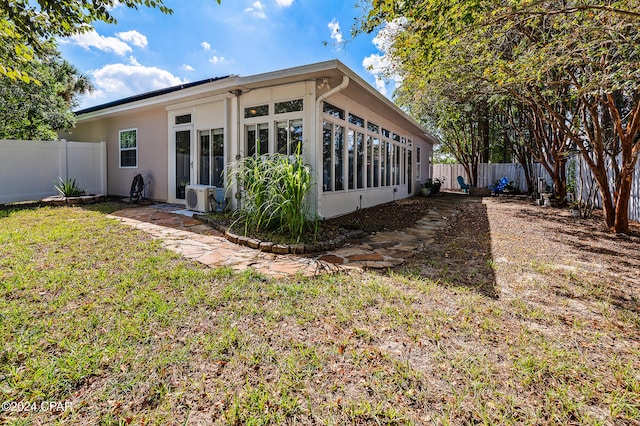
0;0;221;81
420;97;488;187
488;1;640;231
0;42;93;140
358;0;640;233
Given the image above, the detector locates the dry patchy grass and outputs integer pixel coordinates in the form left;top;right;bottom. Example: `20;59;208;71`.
0;199;638;425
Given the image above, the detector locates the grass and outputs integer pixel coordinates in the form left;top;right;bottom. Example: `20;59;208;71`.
0;203;638;424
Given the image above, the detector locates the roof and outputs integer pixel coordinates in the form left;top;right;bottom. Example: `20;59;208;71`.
74;76;231;115
74;60;436;144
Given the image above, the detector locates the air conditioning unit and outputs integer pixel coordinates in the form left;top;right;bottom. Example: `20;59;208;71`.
185;184;215;212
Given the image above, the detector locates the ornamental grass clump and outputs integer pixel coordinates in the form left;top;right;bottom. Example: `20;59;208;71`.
227;148;315;242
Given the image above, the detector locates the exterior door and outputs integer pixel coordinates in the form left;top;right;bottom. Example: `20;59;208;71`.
175;129;191;200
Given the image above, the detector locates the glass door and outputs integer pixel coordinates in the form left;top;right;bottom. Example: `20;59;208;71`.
175;129;191;200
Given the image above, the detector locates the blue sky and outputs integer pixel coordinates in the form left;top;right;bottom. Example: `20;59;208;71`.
58;0;397;110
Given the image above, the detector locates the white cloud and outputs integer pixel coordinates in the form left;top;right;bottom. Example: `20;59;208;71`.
275;0;293;6
91;62;186;100
362;19;407;96
362;54;388;96
245;1;266;19
201;41;211;51
209;55;226;64
66;30;132;55
182;64;195;71
115;30;148;48
328;19;344;44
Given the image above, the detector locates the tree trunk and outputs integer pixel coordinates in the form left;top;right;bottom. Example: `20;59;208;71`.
590;166;617;230
479;100;491;163
613;163;635;233
552;155;567;205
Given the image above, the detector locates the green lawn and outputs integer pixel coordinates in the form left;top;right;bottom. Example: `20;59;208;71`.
0;205;638;425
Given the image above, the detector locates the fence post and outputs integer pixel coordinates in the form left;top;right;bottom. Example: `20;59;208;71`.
99;141;107;195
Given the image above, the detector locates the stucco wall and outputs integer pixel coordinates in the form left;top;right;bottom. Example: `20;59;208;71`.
62;107;168;200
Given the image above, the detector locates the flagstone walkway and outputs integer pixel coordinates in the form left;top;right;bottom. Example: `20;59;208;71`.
107;195;467;278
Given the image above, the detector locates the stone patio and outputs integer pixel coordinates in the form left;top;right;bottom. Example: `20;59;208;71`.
107;195;466;278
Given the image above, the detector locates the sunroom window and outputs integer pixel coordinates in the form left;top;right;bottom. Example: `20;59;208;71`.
275;99;303;114
199;128;224;187
276;119;303;155
244;105;269;118
246;123;269;156
323;102;345;120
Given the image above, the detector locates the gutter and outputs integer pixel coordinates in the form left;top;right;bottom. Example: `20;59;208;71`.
315;75;349;219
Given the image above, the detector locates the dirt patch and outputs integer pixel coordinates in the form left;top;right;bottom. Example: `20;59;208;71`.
201;196;435;244
322;196;434;233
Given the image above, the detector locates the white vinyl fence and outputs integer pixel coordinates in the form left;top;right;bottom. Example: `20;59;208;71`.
433;162;552;193
433;157;640;222
0;140;107;204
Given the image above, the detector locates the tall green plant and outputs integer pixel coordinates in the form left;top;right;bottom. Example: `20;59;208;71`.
227;149;315;242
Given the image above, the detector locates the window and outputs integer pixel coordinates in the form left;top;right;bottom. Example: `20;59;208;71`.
356;132;365;189
246;123;269;156
175;114;192;125
416;146;421;181
367;122;379;133
395;145;401;185
367;136;373;188
382;128;391;138
372;136;380;187
349;113;364;128
381;141;387;186
276;119;303;155
244;104;269;118
402;147;406;185
275;99;303;114
334;125;344;191
323;121;333;192
385;141;392;185
199;129;224;187
323;102;345;120
348;130;355;190
119;129;137;168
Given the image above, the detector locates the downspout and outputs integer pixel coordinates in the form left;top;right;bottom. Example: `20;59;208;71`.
231;89;242;210
315;75;349;218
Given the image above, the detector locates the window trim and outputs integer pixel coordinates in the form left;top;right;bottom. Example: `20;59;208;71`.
119;128;138;169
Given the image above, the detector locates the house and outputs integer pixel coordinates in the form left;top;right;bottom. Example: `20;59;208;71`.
59;60;436;219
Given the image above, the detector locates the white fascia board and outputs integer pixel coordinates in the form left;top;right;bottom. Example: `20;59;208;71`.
165;93;234;111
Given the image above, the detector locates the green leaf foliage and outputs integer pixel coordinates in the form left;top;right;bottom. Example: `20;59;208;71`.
0;42;92;140
356;0;640;232
0;0;221;81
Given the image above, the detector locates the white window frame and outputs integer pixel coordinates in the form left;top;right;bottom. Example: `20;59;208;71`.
119;128;138;169
416;146;422;181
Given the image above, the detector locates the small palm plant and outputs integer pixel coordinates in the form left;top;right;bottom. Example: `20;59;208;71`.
53;177;85;197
